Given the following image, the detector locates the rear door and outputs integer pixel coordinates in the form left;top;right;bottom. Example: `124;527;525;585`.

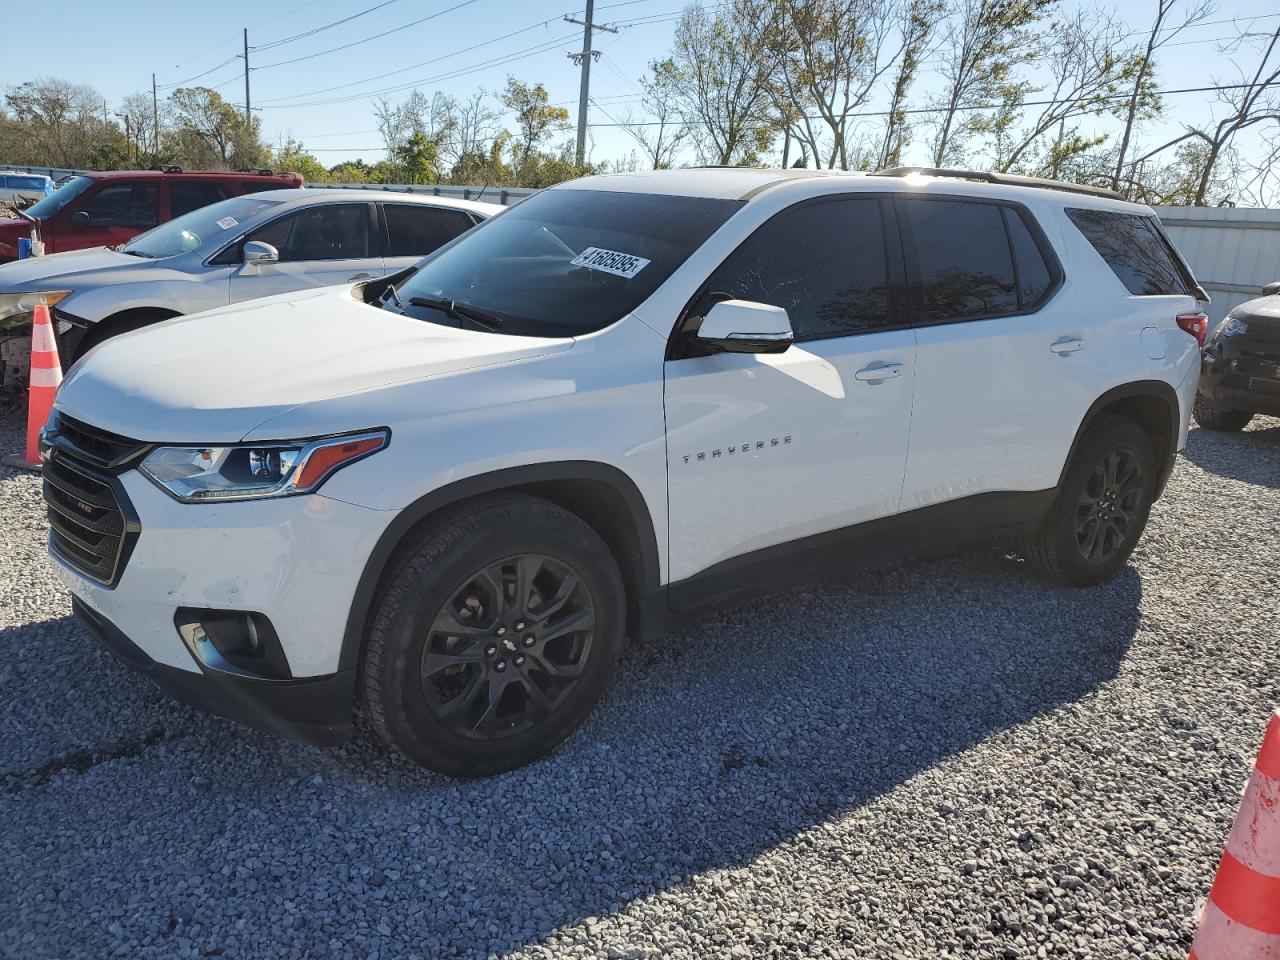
380;203;479;276
227;202;380;304
55;180;158;252
897;195;1098;510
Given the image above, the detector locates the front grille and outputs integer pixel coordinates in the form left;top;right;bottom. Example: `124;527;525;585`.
53;413;150;470
42;416;144;587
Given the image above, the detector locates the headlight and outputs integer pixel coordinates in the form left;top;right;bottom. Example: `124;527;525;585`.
0;290;72;330
140;430;388;503
1219;316;1248;338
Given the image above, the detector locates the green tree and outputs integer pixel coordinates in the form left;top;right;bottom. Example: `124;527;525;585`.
168;87;267;169
272;138;329;182
500;77;572;179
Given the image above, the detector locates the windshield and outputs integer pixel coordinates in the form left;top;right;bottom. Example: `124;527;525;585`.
122;195;283;259
390;188;742;337
24;175;95;220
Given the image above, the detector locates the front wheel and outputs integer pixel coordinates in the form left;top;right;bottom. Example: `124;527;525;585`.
1020;416;1156;587
1193;392;1253;432
361;495;625;777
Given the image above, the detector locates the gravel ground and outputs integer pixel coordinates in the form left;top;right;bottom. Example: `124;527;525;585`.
1;408;1277;960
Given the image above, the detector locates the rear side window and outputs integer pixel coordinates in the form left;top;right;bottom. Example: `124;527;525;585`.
383;205;476;258
903;199;1019;321
1066;208;1189;296
689;196;894;340
171;181;229;217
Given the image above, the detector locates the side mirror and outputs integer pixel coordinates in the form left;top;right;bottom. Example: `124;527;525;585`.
1262;281;1280;297
71;210;91;227
695;299;793;354
242;241;279;266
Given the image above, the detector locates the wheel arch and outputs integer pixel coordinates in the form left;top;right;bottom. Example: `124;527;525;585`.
73;306;184;362
1061;380;1181;499
338;461;664;673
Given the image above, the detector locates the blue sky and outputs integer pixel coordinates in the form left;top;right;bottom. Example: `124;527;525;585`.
6;0;1279;171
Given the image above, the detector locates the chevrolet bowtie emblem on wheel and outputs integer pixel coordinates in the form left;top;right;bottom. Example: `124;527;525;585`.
683;436;791;464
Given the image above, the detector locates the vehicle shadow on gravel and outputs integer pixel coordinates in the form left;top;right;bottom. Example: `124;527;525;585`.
1180;417;1280;488
2;551;1143;959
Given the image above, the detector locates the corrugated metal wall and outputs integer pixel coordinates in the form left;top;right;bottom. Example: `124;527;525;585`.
1155;206;1280;321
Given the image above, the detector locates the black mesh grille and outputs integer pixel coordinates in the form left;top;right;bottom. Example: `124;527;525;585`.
42;417;143;586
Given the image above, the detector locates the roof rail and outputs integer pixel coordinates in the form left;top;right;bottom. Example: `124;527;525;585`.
870;166;1124;201
151;164;183;174
236;167;276;176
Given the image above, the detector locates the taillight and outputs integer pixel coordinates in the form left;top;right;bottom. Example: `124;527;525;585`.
1176;312;1209;347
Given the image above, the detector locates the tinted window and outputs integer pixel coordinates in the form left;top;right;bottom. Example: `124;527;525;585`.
384;205;476;257
171;181;229;218
78;183;158;229
390;189;740;338
25;175;94;219
690;197;892;340
904;199;1017;321
1066;208;1189;296
1003;206;1053;306
248;204;370;261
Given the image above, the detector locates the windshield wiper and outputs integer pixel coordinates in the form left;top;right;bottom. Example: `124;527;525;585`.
120;248;154;258
408;296;504;331
382;283;404;312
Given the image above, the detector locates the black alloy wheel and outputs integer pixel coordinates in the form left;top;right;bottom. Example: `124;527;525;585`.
1074;449;1144;564
422;554;595;739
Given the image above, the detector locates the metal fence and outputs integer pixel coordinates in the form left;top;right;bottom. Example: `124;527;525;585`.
308;182;538;205
1154;206;1280;322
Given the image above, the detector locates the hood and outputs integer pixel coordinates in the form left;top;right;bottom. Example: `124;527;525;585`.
0;218;32;256
55;285;575;442
0;246;150;289
1233;294;1280;330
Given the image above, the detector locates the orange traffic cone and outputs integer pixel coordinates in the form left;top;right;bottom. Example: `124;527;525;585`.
1190;708;1280;959
2;303;62;471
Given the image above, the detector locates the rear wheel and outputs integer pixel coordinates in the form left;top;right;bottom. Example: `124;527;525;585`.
361;495;625;777
1193;392;1253;432
1020;416;1156;587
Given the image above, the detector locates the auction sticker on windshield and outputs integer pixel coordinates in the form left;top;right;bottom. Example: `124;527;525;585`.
216;217;238;230
570;247;651;279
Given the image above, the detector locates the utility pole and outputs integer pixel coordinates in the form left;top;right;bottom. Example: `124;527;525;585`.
243;28;251;127
152;73;159;158
564;1;616;168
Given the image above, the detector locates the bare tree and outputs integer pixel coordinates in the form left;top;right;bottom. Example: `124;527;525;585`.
876;0;944;168
448;91;503;166
375;90;459;181
990;10;1133;173
1110;0;1215;192
4;79;117;168
765;0;903;170
666;2;777;165
928;0;1057;167
620;59;688;169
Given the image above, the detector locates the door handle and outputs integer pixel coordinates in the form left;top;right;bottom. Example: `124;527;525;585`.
348;272;375;282
1050;337;1085;355
853;362;903;382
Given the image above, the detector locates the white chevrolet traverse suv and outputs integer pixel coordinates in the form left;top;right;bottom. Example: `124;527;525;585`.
42;167;1206;776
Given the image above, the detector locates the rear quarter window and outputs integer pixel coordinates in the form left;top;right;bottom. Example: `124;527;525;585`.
1066;208;1191;296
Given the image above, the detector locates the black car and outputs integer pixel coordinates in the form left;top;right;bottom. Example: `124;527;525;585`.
1194;282;1280;431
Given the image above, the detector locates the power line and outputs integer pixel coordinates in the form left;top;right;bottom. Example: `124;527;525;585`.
253;0;403;52
157;56;240;91
590;81;1277;127
255;0;482;69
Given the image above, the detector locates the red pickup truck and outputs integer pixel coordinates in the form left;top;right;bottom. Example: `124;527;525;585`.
0;167;303;262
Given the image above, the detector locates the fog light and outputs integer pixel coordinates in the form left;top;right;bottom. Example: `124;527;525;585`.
175;608;290;680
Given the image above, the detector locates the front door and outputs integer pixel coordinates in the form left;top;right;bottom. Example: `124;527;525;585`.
663;195;916;592
57;181;159;252
228;202;382;304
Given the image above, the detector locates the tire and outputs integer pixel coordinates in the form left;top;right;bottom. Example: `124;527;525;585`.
361;494;626;777
1193;392;1253;432
71;310;177;364
1020;415;1156;587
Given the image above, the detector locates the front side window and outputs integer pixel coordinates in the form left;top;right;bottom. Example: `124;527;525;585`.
25;175;94;219
687;196;894;340
389;189;741;337
1066;208;1190;296
247;204;370;261
78;183;158;229
384;205;476;258
903;198;1018;321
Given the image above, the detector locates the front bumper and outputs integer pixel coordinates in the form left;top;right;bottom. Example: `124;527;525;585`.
73;598;354;745
1200;334;1280;417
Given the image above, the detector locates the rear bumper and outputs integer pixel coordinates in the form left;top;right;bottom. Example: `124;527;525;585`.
74;597;354;746
1200;337;1280;417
